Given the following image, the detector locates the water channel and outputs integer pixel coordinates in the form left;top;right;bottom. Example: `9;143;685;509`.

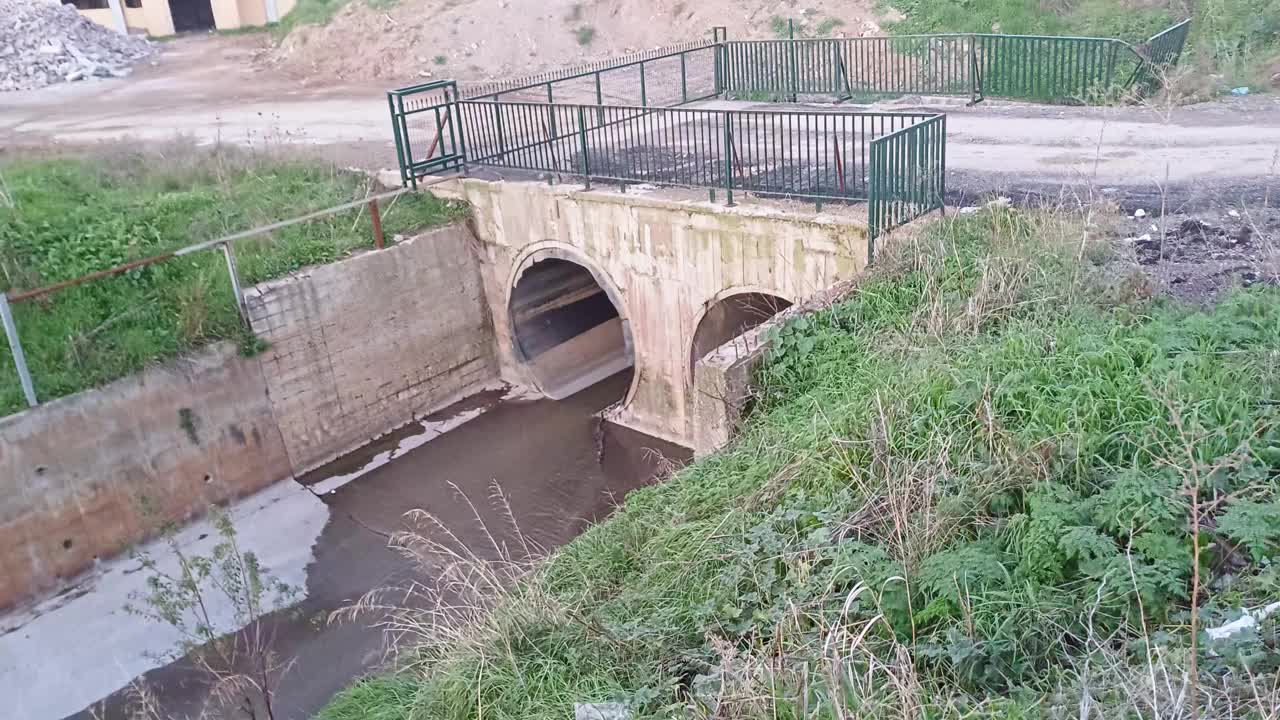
60;371;686;719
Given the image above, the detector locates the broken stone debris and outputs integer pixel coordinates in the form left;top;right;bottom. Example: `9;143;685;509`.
1;0;153;92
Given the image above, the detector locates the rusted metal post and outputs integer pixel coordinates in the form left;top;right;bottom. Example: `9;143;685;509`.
0;292;37;407
368;199;386;250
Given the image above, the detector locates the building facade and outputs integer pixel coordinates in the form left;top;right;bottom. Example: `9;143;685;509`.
66;0;296;37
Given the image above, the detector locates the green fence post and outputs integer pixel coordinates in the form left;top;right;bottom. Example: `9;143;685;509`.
938;114;947;212
397;93;417;189
594;72;604;124
387;92;407;187
447;86;468;176
713;26;727;96
494;97;507;162
680;51;688;103
788;19;799;102
722;110;735;206
640;60;647;107
869;138;881;260
577;106;592;189
968;37;980;104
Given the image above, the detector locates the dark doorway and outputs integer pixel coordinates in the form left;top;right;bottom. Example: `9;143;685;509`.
169;0;215;32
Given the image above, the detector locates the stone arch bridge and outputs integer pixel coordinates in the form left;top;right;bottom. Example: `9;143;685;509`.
439;178;871;450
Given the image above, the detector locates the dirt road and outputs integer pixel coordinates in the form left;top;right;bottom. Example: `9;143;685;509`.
3;35;1279;201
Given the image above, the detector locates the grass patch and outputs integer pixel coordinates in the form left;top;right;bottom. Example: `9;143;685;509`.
322;208;1280;718
769;15;847;39
574;25;597;47
0;147;466;416
270;0;397;38
215;23;278;37
886;0;1280;91
317;676;418;720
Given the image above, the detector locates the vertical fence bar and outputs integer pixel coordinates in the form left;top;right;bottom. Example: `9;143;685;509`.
397;94;416;189
722;110;735;206
640;61;648;107
577;106;591;189
594;73;604;124
680;52;689;103
0;293;36;408
388;92;407;186
451;90;468;173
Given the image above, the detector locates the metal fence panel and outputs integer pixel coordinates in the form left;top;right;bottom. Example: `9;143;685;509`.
453;99;940;210
869;114;947;251
387;80;466;188
975;34;1132;103
719;23;1188;105
1134;19;1192;93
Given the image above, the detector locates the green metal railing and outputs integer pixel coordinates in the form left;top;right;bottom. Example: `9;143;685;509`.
387;80;466;185
869;114;946;250
723;35;980;102
389;87;945;245
462;40;721;109
1134;19;1192;93
975;34;1135;102
719;20;1190;104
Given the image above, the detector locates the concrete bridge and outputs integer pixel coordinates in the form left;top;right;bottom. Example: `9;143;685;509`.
439;178;872;448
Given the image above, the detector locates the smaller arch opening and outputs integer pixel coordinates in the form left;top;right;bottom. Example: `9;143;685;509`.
509;258;634;399
690;292;793;376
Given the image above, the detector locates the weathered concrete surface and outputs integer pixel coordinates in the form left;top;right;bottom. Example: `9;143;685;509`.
691;320;774;456
247;224;498;473
2;223;502;612
0;342;292;610
441;178;870;447
2;479;328;720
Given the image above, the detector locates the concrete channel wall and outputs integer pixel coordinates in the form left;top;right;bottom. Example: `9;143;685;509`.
246;225;497;473
0;223;498;610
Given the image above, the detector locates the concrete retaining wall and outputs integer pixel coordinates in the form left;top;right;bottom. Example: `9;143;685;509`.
0;343;292;610
247;224;497;473
0;223;498;610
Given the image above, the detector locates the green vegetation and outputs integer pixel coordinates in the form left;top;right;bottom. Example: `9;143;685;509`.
769;15;846;39
270;0;398;38
433;54;448;66
574;25;598;47
887;0;1280;91
323;209;1280;718
0;149;466;415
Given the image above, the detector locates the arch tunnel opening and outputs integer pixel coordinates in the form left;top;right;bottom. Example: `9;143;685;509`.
509;258;634;400
690;292;793;376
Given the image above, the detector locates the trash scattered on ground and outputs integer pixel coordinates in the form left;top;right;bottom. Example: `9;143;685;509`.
1206;601;1280;641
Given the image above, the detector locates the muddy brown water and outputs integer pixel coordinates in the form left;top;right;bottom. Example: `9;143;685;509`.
72;372;688;720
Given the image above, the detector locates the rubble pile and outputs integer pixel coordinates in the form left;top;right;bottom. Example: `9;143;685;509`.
0;0;153;92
